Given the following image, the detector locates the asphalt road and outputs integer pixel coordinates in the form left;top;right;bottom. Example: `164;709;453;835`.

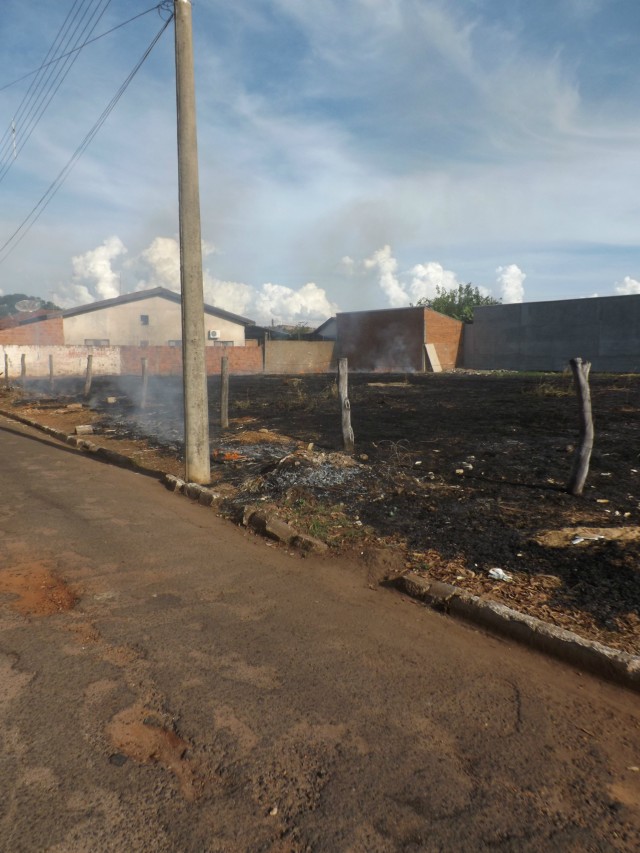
1;414;639;852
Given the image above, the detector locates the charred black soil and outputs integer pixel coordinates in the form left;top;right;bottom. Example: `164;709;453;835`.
5;370;640;655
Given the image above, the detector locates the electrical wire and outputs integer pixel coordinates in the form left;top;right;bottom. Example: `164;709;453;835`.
0;4;166;94
0;1;104;152
0;13;174;265
0;0;113;184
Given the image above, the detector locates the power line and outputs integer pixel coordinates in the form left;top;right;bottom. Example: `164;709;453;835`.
0;4;166;95
0;0;113;184
0;13;173;265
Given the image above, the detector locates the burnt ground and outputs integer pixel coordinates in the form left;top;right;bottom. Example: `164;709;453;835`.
3;370;640;656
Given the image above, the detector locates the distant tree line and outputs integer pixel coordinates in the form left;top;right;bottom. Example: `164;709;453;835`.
0;293;60;318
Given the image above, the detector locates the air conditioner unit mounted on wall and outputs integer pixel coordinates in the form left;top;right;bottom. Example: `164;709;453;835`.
207;330;221;340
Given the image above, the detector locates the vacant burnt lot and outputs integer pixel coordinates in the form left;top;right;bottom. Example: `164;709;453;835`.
9;370;640;653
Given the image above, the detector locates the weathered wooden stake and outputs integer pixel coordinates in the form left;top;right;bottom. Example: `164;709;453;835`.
220;356;229;429
83;354;93;398
338;357;355;453
140;357;149;409
4;353;9;387
567;357;594;496
20;353;26;387
49;354;54;393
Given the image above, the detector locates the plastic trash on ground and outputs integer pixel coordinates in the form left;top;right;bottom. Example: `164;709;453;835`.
488;568;512;582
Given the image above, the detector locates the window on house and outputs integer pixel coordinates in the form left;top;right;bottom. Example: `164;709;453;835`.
168;339;182;347
84;339;109;346
213;340;234;347
140;314;149;325
140;340;149;348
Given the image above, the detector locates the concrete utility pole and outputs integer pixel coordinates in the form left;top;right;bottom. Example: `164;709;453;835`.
174;0;210;484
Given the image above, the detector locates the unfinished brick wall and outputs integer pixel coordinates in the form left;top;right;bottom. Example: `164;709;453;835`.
264;341;336;373
336;308;425;372
0;317;64;345
120;345;263;375
424;310;464;370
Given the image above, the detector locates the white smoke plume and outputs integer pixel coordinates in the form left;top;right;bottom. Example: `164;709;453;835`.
614;276;640;295
363;245;407;307
497;264;526;303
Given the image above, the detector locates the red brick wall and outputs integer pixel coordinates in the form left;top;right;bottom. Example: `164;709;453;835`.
120;345;263;375
336;308;425;371
0;317;64;345
424;310;464;370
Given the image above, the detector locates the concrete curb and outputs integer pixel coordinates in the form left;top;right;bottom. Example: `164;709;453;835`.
396;571;640;693
1;407;329;556
163;479;329;554
0;408;156;476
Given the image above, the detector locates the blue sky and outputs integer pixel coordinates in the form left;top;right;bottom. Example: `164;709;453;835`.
1;0;639;324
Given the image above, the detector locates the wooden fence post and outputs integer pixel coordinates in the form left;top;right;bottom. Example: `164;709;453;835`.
83;354;93;398
220;356;229;429
140;357;148;409
567;357;594;496
338;357;355;453
49;354;54;393
4;353;9;388
20;353;26;388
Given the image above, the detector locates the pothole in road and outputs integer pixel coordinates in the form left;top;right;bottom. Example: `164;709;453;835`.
106;702;199;801
0;561;77;616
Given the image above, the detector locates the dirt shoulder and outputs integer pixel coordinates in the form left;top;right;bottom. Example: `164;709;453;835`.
2;370;639;658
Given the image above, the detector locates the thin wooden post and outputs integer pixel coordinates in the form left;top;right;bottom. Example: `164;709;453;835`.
4;353;9;387
220;356;229;429
83;354;93;398
567;357;594;496
49;354;54;393
140;357;149;409
338;357;355;453
20;353;26;387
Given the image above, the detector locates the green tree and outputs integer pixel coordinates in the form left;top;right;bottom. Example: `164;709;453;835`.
414;283;500;323
0;293;60;318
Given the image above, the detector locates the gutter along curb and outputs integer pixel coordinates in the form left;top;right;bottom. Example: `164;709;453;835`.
396;571;640;693
3;405;639;691
0;407;328;556
0;409;149;474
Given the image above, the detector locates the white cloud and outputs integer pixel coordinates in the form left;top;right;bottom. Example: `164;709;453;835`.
497;264;526;303
254;282;337;325
71;236;126;301
52;235;336;325
614;276;640;295
52;236;126;307
136;237;181;291
409;262;459;303
203;274;254;317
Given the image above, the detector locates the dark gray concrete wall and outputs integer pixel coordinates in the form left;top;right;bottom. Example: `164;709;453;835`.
464;295;640;372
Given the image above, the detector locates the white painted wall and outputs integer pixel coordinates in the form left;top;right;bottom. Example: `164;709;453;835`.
1;345;121;378
62;296;246;347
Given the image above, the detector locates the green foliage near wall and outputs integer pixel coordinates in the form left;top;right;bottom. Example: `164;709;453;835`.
414;284;500;323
